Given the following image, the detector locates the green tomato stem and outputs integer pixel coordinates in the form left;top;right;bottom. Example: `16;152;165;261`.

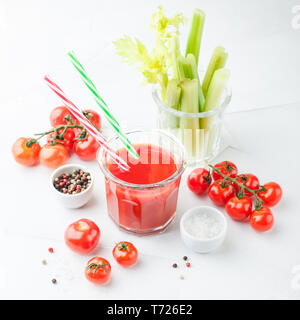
208;164;264;208
34;124;84;141
88;263;108;274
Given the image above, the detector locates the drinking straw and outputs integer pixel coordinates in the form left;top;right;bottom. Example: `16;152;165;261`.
44;75;130;171
68;51;139;160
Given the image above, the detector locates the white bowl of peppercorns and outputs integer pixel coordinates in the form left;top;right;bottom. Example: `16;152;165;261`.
50;164;94;208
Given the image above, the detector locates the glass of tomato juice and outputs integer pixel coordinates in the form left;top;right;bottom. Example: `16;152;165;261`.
98;130;186;235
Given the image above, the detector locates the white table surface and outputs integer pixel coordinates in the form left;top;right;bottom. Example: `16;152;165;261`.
1;0;300;300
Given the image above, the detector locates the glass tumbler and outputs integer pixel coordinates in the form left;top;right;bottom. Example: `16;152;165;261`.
98;130;186;235
153;87;231;164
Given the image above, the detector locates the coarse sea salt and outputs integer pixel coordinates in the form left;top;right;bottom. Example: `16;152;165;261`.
183;212;224;239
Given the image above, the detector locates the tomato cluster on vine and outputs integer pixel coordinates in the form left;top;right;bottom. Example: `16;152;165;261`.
187;161;282;232
12;106;102;169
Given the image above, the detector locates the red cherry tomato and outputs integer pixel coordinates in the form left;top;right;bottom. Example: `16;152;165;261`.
85;257;111;285
12;138;41;166
212;161;238;181
47;128;75;154
64;219;100;254
39;144;69;169
74;132;100;161
250;207;274;232
208;180;235;206
225;195;253;221
234;173;260;196
83;109;101;130
257;182;282;207
187;168;211;195
112;241;138;267
50;106;79;127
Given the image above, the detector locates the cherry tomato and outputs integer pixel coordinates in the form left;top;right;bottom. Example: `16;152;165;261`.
47;128;75;154
257;182;282;207
50;106;79;127
187;168;211;195
85;257;111;285
83;109;101;130
74;132;100;161
208;180;235;206
212;161;238;181
250;207;274;232
39;144;69;169
12;138;41;166
65;219;100;254
234;173;260;196
113;241;138;267
225;195;253;221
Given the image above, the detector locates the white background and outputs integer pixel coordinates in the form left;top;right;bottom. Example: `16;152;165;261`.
0;0;300;300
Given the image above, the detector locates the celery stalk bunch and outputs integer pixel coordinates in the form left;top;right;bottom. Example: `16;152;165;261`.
114;6;230;159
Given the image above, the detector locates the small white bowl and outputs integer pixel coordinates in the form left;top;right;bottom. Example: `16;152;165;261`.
50;164;94;209
180;206;227;253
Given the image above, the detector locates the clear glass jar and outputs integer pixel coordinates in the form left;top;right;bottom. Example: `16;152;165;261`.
98;130;186;235
152;87;231;164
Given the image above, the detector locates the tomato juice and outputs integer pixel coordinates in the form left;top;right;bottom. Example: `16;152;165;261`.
102;143;184;234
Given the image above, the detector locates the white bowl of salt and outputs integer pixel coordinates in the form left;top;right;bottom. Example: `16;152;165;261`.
180;206;227;253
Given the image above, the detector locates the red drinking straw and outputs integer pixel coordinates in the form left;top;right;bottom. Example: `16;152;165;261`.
44;75;130;171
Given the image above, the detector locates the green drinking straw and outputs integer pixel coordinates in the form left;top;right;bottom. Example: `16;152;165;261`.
68;51;139;159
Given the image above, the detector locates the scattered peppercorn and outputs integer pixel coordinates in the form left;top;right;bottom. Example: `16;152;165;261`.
186;262;191;268
172;263;177;268
53;169;91;195
48;248;54;253
52;278;57;284
183;256;188;261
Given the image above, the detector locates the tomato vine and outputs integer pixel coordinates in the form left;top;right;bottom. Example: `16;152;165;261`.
208;164;264;210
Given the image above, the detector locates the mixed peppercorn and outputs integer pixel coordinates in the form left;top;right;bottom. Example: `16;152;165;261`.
172;256;191;279
53;169;91;194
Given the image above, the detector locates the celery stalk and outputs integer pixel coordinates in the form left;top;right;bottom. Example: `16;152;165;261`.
177;55;186;80
204;69;230;112
203;129;210;157
179;79;199;156
201;69;229;157
202;46;228;97
206;123;218;158
185;9;206;65
180;79;199;114
185;54;205;111
172;128;183;144
201;68;230;128
195;128;205;159
183;129;194;159
165;79;181;109
160;72;169;101
182;58;193;79
170;36;181;80
161;79;181;129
